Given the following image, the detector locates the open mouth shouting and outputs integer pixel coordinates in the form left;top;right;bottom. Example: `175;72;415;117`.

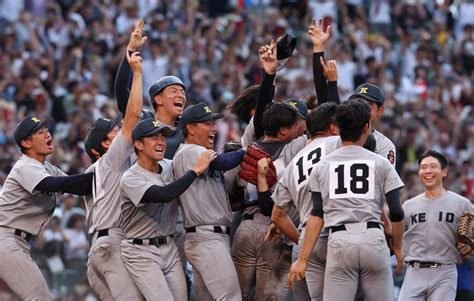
46;138;53;150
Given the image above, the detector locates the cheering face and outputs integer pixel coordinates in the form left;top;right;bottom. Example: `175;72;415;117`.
189;119;217;149
418;156;447;190
26;126;54;156
136;133;167;161
156;85;186;117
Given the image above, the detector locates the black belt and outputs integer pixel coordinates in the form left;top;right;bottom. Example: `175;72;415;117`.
330;222;380;233
14;229;34;240
408;261;442;268
242;214;254;220
132;236;168;247
185;226;231;235
97;229;109;238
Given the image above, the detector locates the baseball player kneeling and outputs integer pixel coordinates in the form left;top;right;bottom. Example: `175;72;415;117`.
398;150;473;301
119;118;215;300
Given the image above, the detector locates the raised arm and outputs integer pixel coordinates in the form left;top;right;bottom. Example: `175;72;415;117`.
254;40;277;140
114;19;147;115
320;58;340;104
308;19;331;104
121;51;143;141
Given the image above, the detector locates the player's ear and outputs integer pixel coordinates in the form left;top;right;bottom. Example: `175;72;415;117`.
154;94;164;107
133;139;144;152
441;167;448;178
330;123;339;135
377;105;384;116
20;138;32;150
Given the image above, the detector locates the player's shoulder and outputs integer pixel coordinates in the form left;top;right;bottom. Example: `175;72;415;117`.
445;190;472;207
85;162;96;173
174;143;207;162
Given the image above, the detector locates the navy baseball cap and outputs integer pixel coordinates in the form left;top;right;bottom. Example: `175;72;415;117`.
286;99;308;119
180;102;224;128
277;34;297;71
132;118;174;141
148;76;185;99
349;83;385;106
14;115;54;147
84;113;123;158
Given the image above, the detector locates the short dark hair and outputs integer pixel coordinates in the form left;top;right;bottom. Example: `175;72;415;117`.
336;98;371;142
418;150;448;169
227;85;260;123
307;102;338;137
182;125;189;138
261;102;299;137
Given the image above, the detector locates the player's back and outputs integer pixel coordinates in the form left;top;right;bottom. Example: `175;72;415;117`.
277;135;340;224
310;145;403;228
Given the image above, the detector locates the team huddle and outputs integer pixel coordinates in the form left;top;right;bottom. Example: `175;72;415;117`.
0;19;473;301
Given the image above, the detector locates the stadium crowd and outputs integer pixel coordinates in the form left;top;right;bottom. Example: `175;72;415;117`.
0;0;473;299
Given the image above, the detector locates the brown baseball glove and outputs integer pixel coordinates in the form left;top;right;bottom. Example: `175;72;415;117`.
458;211;474;255
238;144;277;188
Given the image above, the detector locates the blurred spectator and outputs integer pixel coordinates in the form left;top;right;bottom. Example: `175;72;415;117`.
64;214;89;271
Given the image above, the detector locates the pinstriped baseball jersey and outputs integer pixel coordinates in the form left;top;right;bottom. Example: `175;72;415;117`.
272;136;341;228
119;159;177;238
173;143;232;228
309;145;404;228
373;130;396;166
0;155;66;236
89;131;133;234
402;190;473;264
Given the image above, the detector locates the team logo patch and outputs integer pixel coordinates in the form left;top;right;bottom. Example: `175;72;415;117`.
31;117;40;123
290;101;297;107
152;120;160;127
387;150;395;164
204;106;212;113
360;87;368;94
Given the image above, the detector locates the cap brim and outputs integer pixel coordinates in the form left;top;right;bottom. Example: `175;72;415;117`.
296;112;306;120
349;93;380;104
30;117;54;134
134;125;175;141
195;112;224;123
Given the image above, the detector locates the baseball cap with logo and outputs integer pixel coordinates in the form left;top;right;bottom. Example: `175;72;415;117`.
180;103;224;128
286;99;308;119
132;118;174;141
349;83;385;106
84;113;123;159
14;115;54;147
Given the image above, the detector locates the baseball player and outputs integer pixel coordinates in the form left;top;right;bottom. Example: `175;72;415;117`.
289;99;405;301
349;83;396;166
115;19;185;159
119;118;216;300
231;101;301;301
173;102;246;301
115;20;192;292
266;102;339;301
0;116;93;299
398;150;473;301
83;49;143;300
